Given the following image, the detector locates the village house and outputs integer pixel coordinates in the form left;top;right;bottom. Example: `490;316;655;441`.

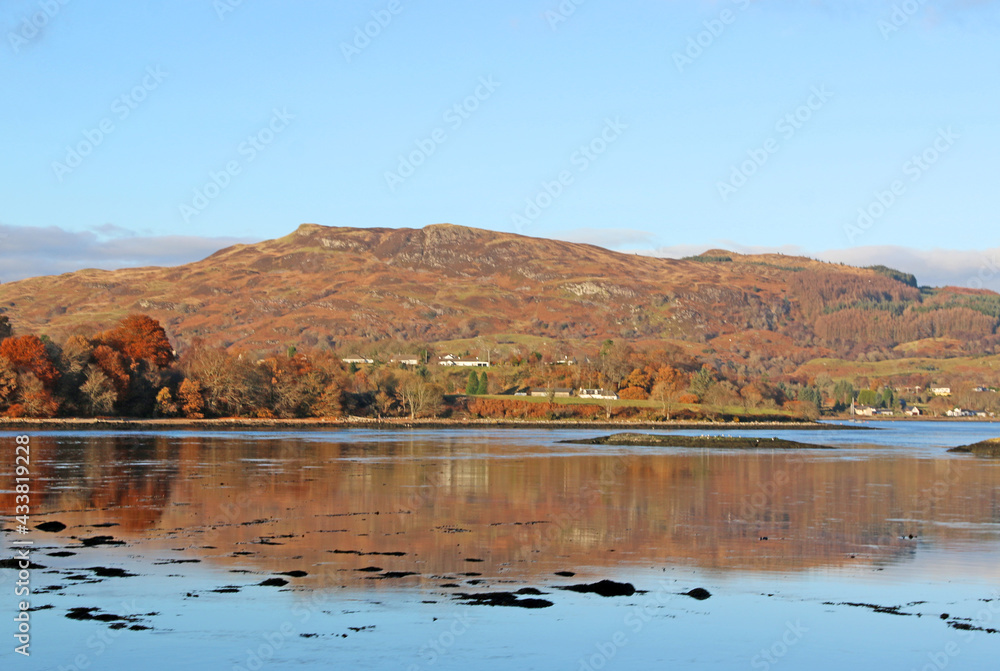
946;407;976;417
341;357;374;365
905;406;921;416
432;354;489;367
930;387;952;396
390;356;420;366
530;388;575;398
851;399;895;416
578;388;619;400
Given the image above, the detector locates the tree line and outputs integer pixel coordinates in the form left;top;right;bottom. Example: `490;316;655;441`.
1;314;995;420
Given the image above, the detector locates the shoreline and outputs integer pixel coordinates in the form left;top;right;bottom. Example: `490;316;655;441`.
0;416;877;431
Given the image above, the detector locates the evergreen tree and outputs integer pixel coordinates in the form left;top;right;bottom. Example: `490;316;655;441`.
466;371;479;395
477;371;489;395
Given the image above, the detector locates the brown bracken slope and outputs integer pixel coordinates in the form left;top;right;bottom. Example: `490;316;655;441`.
0;223;996;356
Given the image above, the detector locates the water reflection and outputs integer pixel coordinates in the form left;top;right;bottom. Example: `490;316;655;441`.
8;431;1000;586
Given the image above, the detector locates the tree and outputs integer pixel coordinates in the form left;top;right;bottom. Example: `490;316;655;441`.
0;357;17;411
650;366;687;420
314;381;345;417
0;316;12;341
101;314;174;368
80;366;117;416
179;379;205;418
689;366;716;401
183;348;266;416
477;371;489;395
177;378;205;419
155;387;178;417
466;371;479;395
0;335;60;387
11;373;58;418
598;340;633;390
396;372;444;419
857;389;878;406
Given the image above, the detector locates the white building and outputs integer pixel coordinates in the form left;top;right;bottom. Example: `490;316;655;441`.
578;388;619;400
433;354;489;367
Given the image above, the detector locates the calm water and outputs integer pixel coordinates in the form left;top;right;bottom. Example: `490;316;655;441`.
2;421;1000;670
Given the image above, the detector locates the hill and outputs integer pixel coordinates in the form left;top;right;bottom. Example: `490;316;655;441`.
0;223;998;364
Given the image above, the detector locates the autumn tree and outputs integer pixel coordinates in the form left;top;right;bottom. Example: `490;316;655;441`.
396;371;444;419
155;387;178;417
178;379;205;418
79;366;117;415
183;347;267;416
100;314;174;368
10;373;58;418
650;366;688;420
0;335;60;387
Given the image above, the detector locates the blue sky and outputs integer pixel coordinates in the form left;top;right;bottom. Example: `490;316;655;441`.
2;0;999;288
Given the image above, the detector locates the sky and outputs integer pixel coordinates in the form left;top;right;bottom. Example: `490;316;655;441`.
2;0;999;289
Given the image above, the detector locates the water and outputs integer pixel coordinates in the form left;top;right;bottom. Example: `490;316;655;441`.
2;421;999;669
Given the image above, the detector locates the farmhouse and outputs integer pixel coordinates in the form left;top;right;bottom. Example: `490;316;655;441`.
433;354;489;367
530;388;575;398
390;356;420;365
578;388;619;400
930;387;952;396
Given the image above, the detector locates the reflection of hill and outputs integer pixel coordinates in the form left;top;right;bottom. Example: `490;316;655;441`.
23;433;1000;584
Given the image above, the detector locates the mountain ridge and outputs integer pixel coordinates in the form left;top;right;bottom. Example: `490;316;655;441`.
0;223;996;360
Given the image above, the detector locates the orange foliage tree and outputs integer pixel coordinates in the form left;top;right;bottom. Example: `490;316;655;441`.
0;335;59;387
100;314;174;368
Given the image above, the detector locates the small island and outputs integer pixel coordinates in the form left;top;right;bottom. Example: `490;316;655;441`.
948;438;1000;457
560;433;834;449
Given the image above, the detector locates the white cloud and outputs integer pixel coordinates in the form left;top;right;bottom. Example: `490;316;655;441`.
0;223;254;283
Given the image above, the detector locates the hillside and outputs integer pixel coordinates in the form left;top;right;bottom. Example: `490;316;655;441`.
0;223;998;362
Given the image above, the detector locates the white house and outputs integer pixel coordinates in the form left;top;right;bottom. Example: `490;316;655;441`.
851;403;877;417
390;356;420;366
930;387;952;396
905;406;921;416
946;407;976;417
578;388;619;400
342;357;374;365
433;354;489;367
